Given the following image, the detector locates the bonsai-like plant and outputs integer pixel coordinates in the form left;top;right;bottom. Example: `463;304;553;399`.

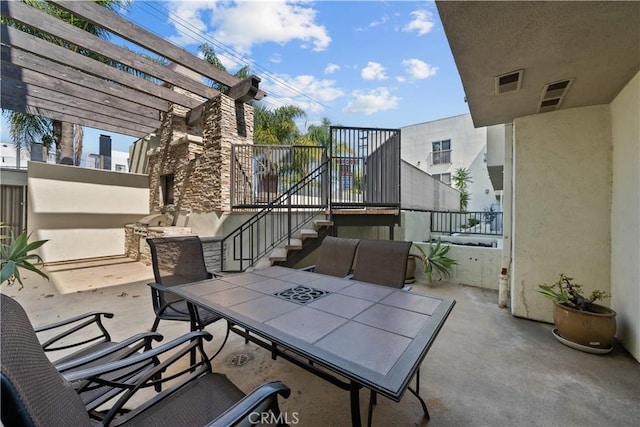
1;223;48;289
414;240;458;284
538;273;610;312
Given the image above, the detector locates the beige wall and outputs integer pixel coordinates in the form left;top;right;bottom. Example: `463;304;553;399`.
511;106;612;322
610;71;640;360
27;162;149;263
401;161;460;211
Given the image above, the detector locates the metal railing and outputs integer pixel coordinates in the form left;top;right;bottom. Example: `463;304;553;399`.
430;210;503;235
221;159;329;272
429;149;452;165
231;145;326;208
329;126;400;209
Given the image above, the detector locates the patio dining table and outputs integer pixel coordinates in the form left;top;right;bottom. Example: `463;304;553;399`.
170;265;455;426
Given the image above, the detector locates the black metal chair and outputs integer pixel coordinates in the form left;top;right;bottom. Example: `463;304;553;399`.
146;236;223;332
34;311;162;414
351;239;412;289
301;236;360;277
0;294;291;427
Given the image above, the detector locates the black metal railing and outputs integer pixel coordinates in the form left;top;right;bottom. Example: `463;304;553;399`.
430;210;503;235
329;126;400;209
221;159;329;272
231;145;326;208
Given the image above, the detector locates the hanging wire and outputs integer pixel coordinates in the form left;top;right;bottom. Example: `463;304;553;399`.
135;1;334;113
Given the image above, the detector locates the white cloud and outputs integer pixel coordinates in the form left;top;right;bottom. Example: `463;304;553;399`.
403;10;435;36
325;63;340;74
170;1;332;54
402;59;438;79
343;88;399;115
396;76;406;83
262;74;344;114
166;2;209;46
361;62;387;81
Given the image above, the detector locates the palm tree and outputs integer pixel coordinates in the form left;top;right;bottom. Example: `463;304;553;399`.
2;0;128;166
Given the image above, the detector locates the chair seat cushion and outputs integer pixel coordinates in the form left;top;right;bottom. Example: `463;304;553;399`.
123;373;245;427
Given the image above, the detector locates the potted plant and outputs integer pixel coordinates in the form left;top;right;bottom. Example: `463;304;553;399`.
538;273;616;352
407;240;458;285
1;223;48;289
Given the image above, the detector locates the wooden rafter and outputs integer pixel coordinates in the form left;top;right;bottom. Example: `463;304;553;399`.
0;0;265;139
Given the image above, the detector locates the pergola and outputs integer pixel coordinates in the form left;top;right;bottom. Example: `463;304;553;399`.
0;0;264;138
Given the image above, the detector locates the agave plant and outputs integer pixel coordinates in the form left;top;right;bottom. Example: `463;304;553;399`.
414;240;458;284
1;223;49;289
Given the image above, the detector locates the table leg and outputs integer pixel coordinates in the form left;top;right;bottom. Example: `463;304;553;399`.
186;302;198;367
350;381;362;426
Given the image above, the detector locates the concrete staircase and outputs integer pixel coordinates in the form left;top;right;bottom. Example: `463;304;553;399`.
267;219;333;265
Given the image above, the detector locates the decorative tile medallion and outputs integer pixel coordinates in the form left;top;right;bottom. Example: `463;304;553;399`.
274;286;331;304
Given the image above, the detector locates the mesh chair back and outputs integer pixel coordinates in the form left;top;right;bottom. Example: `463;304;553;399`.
351;239;412;288
1;294;91;427
147;236;211;304
313;236;360;277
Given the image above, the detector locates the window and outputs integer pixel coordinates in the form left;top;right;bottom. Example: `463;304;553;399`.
433;173;451;185
162;174;175;205
431;139;451;164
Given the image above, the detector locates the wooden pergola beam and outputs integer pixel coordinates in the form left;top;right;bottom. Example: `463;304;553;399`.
50;0;266;100
1;25;202;109
3;0;220;100
0;0;264;139
1;46;169;112
1;77;161;131
1;97;150;138
1;60;160;122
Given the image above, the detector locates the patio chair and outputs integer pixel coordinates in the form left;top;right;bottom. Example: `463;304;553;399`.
301;236;360;277
351;239;412;289
0;294;291;427
146;236;223;332
34;310;163;413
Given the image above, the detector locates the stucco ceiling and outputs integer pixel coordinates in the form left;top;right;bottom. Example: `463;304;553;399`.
436;1;640;127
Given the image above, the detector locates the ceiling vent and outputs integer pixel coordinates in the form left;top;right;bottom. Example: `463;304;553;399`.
537;79;573;113
495;70;523;95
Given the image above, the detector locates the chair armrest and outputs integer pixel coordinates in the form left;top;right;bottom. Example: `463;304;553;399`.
208;381;291;427
34;311;114;332
148;282;169;293
35;312;115;352
54;332;163;373
64;331;216;426
63;331;213;382
299;265;315;272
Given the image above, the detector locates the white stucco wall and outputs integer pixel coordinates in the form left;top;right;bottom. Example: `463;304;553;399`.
610;71;640;361
511;106;612;323
27;162;149;262
401;114;499;212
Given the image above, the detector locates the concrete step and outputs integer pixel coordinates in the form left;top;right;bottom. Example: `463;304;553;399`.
313;219;333;229
269;247;288;263
300;228;318;239
285;238;302;250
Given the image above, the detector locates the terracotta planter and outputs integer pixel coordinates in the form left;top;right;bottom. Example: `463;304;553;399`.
405;255;417;284
553;302;616;349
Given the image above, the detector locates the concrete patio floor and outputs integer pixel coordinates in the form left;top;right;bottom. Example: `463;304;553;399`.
2;259;638;427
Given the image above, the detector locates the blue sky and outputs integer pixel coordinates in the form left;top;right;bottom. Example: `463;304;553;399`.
1;0;469;155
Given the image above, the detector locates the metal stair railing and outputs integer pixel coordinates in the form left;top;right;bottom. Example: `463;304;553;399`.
220;159;329;272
